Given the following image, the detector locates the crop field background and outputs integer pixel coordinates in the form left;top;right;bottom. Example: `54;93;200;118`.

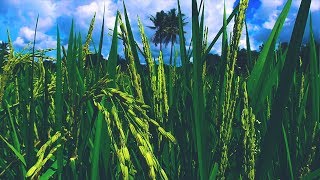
0;0;319;179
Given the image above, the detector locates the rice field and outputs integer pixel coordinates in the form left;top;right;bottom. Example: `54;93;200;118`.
0;0;319;179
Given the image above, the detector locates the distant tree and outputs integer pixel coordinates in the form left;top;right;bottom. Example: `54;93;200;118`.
259;44;264;52
85;53;104;68
0;41;9;59
164;8;187;65
236;48;248;74
149;9;187;64
117;54;129;72
280;42;289;52
148;10;167;51
0;41;9;73
43;60;56;72
206;53;221;73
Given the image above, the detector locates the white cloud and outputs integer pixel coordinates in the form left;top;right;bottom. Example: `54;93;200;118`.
246;23;261;50
37;36;56;49
203;0;236;53
5;0;73;32
3;0;319;58
14;0;57;31
1;0;67;51
310;1;320;12
260;0;284;8
293;0;320;12
262;11;280;29
19;27;37;41
14;26;56;49
254;0;286;30
13;37;25;47
75;0;116;29
38;17;55;31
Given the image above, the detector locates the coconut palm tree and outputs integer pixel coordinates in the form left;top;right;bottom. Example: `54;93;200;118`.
163;8;187;65
148;10;167;51
149;8;187;62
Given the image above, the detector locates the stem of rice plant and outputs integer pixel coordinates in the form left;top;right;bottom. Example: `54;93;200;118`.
191;0;208;179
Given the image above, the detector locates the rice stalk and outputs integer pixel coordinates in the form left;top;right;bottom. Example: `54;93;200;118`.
138;17;157;112
218;76;240;179
82;13;96;67
157;51;169;120
0;1;318;179
191;1;208;178
119;14;144;102
241;82;258;180
55;25;64;179
90;11;118;180
5;100;26;177
218;0;249;178
123;2;142;74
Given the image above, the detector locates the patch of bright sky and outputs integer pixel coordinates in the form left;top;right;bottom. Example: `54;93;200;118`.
0;0;319;64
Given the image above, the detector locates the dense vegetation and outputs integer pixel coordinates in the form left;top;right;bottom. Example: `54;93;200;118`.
0;0;319;179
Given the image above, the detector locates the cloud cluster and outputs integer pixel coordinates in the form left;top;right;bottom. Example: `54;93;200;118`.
248;0;320;49
75;1;116;29
13;26;56;49
0;0;319;61
1;0;71;49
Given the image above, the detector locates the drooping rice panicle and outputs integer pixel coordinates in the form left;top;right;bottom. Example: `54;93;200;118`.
0;1;318;179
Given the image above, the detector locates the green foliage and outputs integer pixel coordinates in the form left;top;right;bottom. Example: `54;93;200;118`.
0;0;318;180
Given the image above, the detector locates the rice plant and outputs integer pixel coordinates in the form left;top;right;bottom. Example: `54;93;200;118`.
0;0;319;179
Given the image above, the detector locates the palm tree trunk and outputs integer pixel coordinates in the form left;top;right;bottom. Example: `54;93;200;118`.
159;34;162;52
169;40;174;65
168;39;174;107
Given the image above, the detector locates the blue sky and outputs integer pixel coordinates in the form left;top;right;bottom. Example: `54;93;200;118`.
0;0;319;63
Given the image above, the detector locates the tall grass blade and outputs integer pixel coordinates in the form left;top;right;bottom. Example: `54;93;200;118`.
281;123;294;180
55;25;63;179
245;20;252;71
256;0;311;178
93;9;105;78
177;0;188;99
123;1;141;72
209;162;219;180
0;135;26;167
90;12;119;180
97;7;111;178
40;158;67;179
78;33;84;79
309;14;319;127
26;14;39;170
5;100;26;176
199;2;205;49
66;20;75;101
107;13;119;81
219;0;228;109
192;0;208;179
247;0;292;105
